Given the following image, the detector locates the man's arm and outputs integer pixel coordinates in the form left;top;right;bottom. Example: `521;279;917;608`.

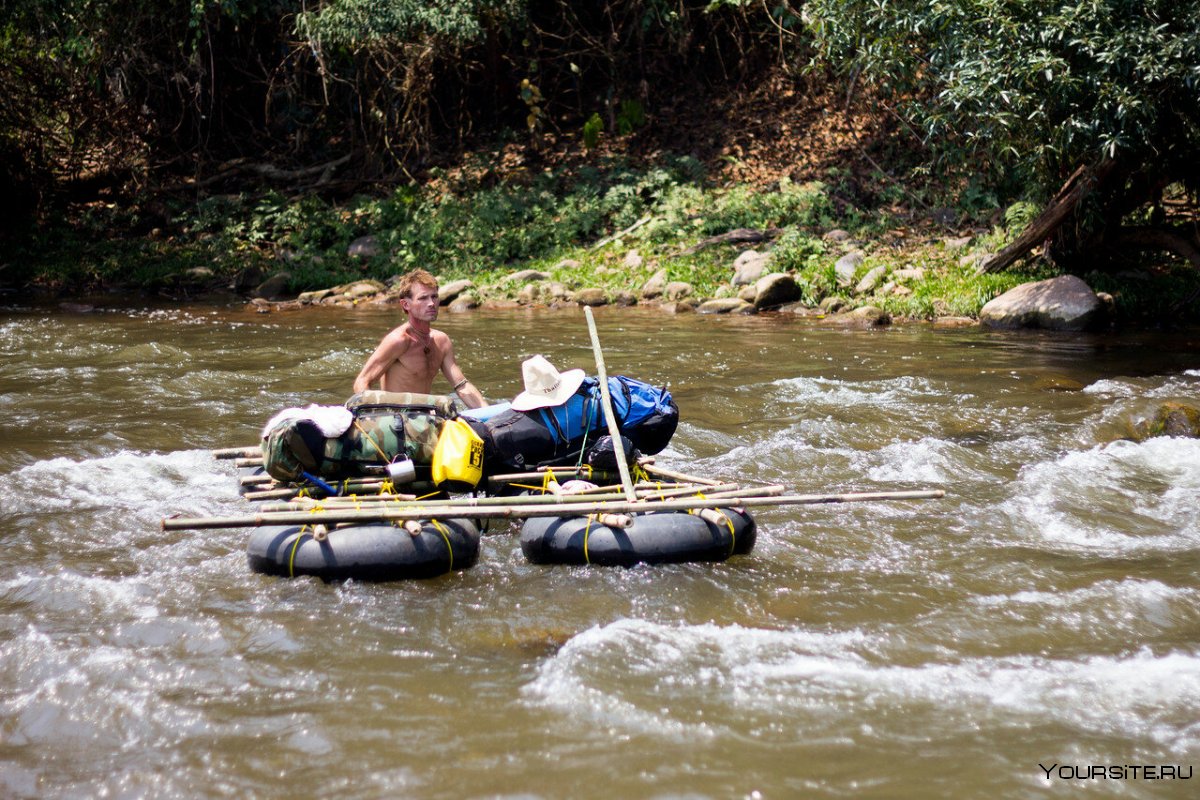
353;330;407;393
441;342;485;409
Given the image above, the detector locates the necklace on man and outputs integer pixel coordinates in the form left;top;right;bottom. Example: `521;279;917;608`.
411;327;431;355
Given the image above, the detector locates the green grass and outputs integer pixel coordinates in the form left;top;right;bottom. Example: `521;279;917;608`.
7;162;1198;324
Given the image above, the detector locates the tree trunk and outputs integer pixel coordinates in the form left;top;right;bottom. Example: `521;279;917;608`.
1109;224;1200;268
980;160;1116;273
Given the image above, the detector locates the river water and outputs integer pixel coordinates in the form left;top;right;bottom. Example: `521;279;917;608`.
1;302;1198;798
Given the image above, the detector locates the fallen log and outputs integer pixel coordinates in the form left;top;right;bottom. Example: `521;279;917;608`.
981;160;1116;273
679;227;783;256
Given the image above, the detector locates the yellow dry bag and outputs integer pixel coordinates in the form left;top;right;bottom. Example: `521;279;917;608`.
431;418;485;492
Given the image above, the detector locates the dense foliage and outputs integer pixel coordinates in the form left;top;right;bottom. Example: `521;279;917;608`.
806;0;1200;267
4;0;1200;302
0;0;802;217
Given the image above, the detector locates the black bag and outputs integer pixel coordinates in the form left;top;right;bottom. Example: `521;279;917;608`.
584;435;640;470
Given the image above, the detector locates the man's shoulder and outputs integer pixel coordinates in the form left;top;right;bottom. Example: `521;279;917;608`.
380;325;412;347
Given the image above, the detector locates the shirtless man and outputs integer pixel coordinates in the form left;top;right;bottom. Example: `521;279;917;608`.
353;269;486;409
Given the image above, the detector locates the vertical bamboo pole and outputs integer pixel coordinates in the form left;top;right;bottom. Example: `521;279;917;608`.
583;307;638;503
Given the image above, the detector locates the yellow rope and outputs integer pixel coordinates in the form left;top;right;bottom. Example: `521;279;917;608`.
288;526;311;578
719;510;736;556
353;419;392;463
429;519;453;572
379;480;395;495
633;464;650;483
541;468;558;493
582;515;594;565
687;494;737;556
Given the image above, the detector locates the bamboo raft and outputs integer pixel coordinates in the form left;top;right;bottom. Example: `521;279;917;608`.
169;451;942;533
170;308;945;576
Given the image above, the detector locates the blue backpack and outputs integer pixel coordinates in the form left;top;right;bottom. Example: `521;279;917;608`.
609;376;676;434
482;376;679;472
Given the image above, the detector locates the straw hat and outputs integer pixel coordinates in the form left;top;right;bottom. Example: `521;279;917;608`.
511;355;586;411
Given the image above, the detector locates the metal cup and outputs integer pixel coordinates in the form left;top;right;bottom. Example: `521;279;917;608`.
386;457;416;484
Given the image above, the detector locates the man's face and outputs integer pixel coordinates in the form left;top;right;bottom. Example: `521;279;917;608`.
403;282;439;322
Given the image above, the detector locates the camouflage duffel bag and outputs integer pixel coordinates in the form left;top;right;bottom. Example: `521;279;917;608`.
262;393;455;483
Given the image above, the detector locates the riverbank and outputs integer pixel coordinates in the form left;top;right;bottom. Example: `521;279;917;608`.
6;155;1199;328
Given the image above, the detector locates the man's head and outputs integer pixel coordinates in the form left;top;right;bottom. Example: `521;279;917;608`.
397;269;440;323
396;268;438;300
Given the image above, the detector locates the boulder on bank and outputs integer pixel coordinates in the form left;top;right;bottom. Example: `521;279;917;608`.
298;288;334;305
572;287;608;306
438;279;475;305
832;305;891;327
698;298;755;315
517;282;543;305
753;272;801;310
640;268;668;300
732;250;771;285
979;275;1106;331
659;298;699;314
932;316;976;329
342;280;386;301
448;293;480;312
819;296;848;314
253;272;292;300
835;252;865;287
823;229;853;244
854;265;888;295
664;281;693;301
502;269;551;285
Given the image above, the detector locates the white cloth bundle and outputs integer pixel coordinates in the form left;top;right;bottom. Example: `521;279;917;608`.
261;404;354;439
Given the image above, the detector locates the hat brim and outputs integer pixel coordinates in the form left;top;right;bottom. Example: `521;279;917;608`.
510;368;586;411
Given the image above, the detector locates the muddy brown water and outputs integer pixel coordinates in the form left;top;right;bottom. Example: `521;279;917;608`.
2;303;1198;798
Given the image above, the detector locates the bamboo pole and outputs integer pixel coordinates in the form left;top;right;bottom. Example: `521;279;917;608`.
257;483;764;514
488;468;621;486
213;446;259;459
241;477;390;501
238;474;276;487
583;306;637;502
162;489;945;531
637;461;724;487
242;486;309;501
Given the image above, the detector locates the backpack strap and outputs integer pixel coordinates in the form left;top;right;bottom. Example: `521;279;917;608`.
538;406;569;446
